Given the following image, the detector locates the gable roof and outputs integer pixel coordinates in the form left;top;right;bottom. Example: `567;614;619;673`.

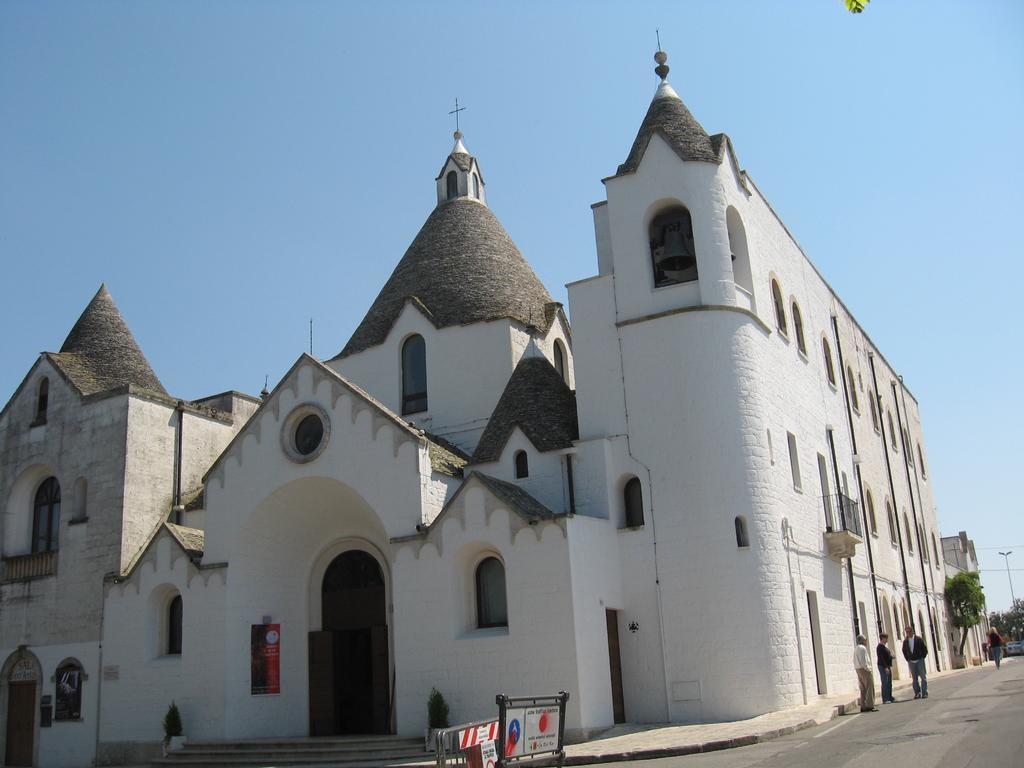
202;354;467;484
111;521;207;582
472;356;579;463
616;82;722;176
164;522;205;559
49;284;167;397
333;199;557;358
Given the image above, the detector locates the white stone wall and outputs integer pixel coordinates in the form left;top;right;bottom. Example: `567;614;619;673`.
391;485;582;736
98;533;228;763
468;428;571;515
332;304;573;458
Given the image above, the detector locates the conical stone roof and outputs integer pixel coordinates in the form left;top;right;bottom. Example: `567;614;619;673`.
335;198;557;358
472;356;578;463
617;81;722;175
48;285;168;396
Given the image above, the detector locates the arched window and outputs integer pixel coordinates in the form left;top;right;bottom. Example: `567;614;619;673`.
771;280;787;334
904;512;914;553
514;450;529;479
917;444;927;479
734;516;749;548
887;411;898;451
623;477;644;527
446;171;458;200
791;302;807;355
167;594;183;655
822;338;836;386
847;367;859;411
920;525;929;562
34;378;49;424
32;477;61;553
869;392;880;431
401;335;427;415
475;557;507;628
553;340;568;385
73;477;87;521
55;660;83;721
865;489;877;535
726;207;753;296
932;532;940;566
886;500;897;545
472;173;480;199
649;206;698;286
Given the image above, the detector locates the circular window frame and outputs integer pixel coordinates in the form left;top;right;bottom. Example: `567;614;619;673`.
281;403;331;464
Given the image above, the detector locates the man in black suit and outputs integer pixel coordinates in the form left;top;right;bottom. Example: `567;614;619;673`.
902;625;929;699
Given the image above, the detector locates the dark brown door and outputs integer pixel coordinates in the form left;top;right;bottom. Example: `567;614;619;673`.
308;631;336;736
5;681;35;767
371;624;389;733
605;609;626;724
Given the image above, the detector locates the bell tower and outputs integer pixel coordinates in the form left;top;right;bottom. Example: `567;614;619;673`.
435;131;487;207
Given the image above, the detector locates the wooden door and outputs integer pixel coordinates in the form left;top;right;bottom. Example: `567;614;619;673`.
308;631;335;736
605;609;625;724
5;681;35;767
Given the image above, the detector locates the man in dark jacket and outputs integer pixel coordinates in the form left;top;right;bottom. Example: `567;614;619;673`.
877;632;895;703
902;626;929;699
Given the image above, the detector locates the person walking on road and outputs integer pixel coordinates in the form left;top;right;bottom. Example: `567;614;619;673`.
854;634;877;712
902;625;929;699
988;627;1004;669
876;632;895;703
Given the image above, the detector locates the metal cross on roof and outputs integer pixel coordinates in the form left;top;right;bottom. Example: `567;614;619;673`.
449;98;466;133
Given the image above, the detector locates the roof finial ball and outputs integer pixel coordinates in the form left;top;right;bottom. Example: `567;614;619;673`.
654;49;670;81
454;129;463;141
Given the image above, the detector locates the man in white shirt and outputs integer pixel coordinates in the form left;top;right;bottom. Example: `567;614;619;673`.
854;634;877;712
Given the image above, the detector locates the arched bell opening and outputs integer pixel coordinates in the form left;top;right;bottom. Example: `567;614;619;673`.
649;205;698;287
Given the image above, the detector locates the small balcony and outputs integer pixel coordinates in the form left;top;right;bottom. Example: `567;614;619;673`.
822;493;863;559
2;551;58;583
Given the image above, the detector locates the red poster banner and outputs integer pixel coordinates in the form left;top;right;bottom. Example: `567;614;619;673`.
251;624;281;695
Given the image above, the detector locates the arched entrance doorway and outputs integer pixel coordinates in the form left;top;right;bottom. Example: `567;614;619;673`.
3;652;40;767
309;550;389;735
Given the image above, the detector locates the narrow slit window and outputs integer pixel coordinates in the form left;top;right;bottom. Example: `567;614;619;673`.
35;378;49;424
623;477;644;527
476;557;508;628
446;171;458;200
401;335;427;415
787;433;802;491
771;280;787;335
847;367;859;411
822;338;836;386
167;594;183;655
792;302;806;354
514;450;529;479
734;516;749;548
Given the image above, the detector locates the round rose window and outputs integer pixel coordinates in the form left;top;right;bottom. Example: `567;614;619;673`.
294;414;324;456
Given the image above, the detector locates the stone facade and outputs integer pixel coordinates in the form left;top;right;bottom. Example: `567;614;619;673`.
1;56;949;768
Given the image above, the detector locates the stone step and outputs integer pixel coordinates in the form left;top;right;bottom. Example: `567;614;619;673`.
153;736;432;768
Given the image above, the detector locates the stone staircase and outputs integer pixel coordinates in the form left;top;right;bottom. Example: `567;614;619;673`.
152;734;433;768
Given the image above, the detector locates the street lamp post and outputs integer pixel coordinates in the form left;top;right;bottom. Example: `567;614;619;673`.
998;551;1016;607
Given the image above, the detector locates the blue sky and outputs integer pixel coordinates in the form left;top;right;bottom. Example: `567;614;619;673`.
1;1;1022;610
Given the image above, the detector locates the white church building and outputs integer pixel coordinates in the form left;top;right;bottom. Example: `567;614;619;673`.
1;52;950;767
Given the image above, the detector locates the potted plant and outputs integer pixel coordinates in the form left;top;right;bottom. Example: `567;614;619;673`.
162;701;186;755
424;688;450;752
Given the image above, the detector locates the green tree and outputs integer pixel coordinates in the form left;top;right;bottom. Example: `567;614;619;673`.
163;701;183;740
427;688;450;729
844;0;870;12
946;572;986;656
990;598;1024;640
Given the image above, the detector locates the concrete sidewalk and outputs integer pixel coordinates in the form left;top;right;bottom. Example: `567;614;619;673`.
560;662;989;765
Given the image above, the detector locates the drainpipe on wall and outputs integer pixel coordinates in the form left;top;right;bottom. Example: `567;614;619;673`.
830;315;883;636
867;355;915;629
891;380;941;671
172;402;185;525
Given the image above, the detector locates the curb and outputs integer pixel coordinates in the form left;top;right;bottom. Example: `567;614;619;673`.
561;706;850;766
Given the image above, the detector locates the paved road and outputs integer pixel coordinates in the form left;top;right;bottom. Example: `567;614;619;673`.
580;659;1024;767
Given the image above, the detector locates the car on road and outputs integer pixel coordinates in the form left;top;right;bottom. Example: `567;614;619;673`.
1004;640;1024;656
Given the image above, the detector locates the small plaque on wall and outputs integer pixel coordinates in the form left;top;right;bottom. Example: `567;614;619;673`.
102;665;120;681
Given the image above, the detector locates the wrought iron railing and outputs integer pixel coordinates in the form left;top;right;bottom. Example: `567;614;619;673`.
2;551;58;582
823;493;863;538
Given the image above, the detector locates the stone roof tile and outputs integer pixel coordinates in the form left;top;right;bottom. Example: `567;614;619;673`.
335;199;556;358
51;285;167;397
472;356;578;463
617;87;721;175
